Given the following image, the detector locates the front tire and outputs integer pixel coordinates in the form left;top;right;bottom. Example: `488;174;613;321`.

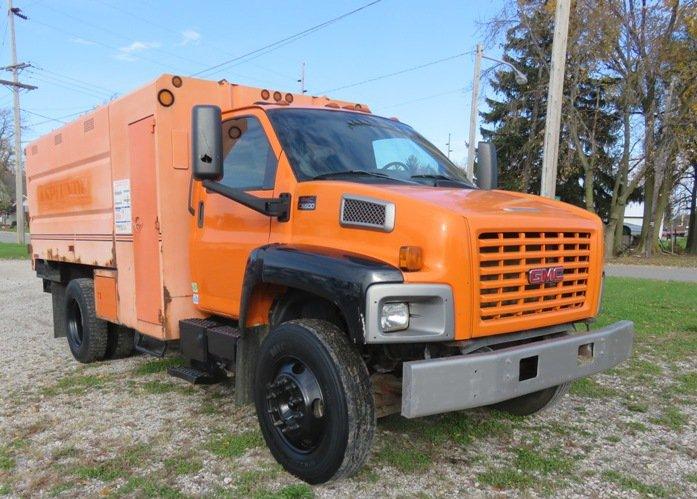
64;278;108;363
253;319;375;484
490;382;571;416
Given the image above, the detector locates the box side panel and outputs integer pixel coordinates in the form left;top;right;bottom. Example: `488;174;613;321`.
128;115;162;325
26;107;115;266
107;84;163;339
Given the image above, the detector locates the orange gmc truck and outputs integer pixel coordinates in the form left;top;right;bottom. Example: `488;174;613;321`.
25;74;634;484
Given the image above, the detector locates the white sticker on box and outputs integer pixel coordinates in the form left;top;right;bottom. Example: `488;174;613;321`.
113;179;132;234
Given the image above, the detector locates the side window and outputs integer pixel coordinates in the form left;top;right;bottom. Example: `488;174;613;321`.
221;116;277;190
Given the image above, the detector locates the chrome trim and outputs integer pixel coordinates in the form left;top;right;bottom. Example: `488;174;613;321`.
340;195;395;232
401;320;634;418
365;283;454;343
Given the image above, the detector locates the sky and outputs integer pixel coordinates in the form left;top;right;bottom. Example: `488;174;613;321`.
5;0;507;165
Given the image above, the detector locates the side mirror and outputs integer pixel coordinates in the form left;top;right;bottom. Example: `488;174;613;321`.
475;141;498;190
191;105;223;181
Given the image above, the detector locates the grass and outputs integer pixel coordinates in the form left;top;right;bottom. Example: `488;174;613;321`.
0;242;28;259
0;484;11;495
513;447;575;475
651;407;688;431
602;470;669;497
207;430;263;459
72;444;150;483
671;372;697;395
569;378;618;398
221;469;313;498
595;277;697;361
42;374;108;397
374;443;432;473
163;456;203;476
133;357;185;375
0;447;14;471
141;380;178;394
117;476;183;498
478;467;535;490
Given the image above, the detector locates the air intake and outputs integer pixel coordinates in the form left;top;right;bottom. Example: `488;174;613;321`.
340;195;395;232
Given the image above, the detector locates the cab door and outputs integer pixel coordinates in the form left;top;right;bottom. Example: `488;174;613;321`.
191;109;280;316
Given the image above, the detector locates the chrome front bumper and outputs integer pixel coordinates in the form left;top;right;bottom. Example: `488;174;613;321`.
401;320;634;418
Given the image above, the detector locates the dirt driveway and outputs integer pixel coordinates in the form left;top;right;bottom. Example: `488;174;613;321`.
1;260;695;497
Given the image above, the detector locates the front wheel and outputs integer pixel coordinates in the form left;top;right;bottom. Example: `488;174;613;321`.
490;382;571;416
253;319;375;484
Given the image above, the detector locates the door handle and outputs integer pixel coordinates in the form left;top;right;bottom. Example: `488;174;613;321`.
197;201;205;228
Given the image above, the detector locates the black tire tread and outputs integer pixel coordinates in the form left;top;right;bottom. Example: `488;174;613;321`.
491;382;571;416
256;319;375;483
66;278;108;363
106;324;135;359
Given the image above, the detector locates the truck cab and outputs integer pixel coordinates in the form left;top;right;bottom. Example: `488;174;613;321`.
26;75;634;485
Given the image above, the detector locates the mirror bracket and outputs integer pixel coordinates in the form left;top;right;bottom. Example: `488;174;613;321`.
202;180;291;222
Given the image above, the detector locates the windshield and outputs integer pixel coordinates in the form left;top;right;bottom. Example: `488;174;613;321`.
267;109;474;187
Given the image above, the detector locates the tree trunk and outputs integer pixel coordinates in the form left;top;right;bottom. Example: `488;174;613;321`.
686;164;697;254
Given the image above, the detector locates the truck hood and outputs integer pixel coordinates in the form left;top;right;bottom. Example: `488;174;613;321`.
378;185;601;226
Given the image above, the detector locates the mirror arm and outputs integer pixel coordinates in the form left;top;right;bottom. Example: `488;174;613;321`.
202;180;291;222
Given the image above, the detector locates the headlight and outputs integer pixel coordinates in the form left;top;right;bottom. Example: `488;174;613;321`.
380;302;410;332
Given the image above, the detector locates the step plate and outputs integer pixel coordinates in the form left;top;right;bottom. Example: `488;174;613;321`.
167;366;226;385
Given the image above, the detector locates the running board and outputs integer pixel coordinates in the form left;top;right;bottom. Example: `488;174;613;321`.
168;365;226;385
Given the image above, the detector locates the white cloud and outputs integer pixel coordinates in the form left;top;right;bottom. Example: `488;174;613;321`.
115;41;161;61
179;29;201;46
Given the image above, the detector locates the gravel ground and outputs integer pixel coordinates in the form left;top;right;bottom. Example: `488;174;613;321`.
1;259;695;498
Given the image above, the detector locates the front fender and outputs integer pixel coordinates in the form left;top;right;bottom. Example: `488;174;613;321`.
240;244;404;343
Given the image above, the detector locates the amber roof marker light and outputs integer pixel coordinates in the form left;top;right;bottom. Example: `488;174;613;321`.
158;89;175;107
285;93;294;104
171;76;183;88
261;89;271;100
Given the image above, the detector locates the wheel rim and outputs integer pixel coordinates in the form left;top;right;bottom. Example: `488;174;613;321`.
67;299;84;348
265;357;326;453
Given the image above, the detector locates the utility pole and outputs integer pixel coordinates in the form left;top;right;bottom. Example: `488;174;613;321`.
466;44;482;179
7;0;33;245
297;62;306;94
446;133;452;159
540;0;571;199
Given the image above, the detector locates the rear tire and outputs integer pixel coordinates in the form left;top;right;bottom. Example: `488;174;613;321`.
105;323;135;359
64;278;108;363
490;382;571;416
253;319;375;484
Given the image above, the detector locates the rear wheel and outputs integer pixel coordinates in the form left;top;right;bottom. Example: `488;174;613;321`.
105;323;135;359
490;382;571;416
253;319;375;484
65;278;108;363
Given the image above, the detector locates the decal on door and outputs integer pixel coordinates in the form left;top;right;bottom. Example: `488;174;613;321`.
113;179;132;234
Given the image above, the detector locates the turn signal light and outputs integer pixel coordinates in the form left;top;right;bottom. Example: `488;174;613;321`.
399;246;423;271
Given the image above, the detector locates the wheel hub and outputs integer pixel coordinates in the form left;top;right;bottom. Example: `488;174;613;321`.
265;359;325;452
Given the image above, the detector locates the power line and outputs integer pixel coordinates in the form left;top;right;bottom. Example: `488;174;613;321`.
25;107;94;126
95;0;297;83
26;68;114;98
24;71;112;101
28;17;181;72
380;87;468;110
192;0;384;77
35;66;117;95
317;51;472;94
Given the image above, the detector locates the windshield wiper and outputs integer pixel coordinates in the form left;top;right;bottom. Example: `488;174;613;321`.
410;174;472;187
312;170;391;180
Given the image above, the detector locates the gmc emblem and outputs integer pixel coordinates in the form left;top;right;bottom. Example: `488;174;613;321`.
528;266;565;285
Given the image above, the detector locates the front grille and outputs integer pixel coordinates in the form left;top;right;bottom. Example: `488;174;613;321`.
477;231;591;323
